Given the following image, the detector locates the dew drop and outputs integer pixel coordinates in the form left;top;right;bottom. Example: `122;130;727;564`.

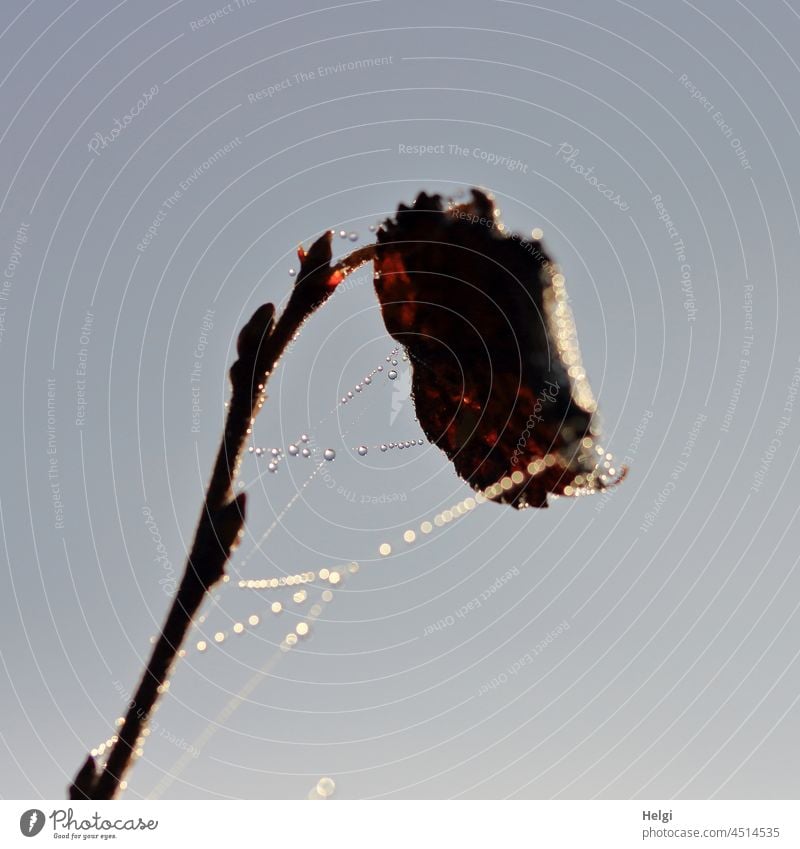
341;397;348;404
288;444;299;456
388;370;398;380
391;359;398;366
363;376;371;385
268;462;278;472
323;448;336;461
317;777;336;798
300;434;309;443
348;231;358;241
301;447;311;458
288;268;296;277
368;224;377;232
254;447;263;456
380;444;387;452
377;365;383;372
357;445;368;456
347;391;354;399
355;384;362;392
338;230;347;239
247;446;254;453
270;448;280;457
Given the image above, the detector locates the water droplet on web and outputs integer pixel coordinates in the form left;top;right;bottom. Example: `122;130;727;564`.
388;370;398;380
363;376;371;385
348;232;358;241
338;230;347;239
247;446;254;453
391;359;398;366
288;268;296;277
288;444;298;456
300;447;311;458
357;445;368;456
267;462;277;472
316;777;336;798
270;448;280;457
300;434;309;443
254;447;263;457
355;384;362;392
380;444;387;452
377;365;383;372
341;397;347;404
368;224;377;232
347;391;353;399
323;448;336;461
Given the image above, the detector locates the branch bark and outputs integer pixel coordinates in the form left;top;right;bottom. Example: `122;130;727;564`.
70;233;375;800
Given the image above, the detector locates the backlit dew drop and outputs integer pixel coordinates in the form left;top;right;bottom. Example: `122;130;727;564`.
338;229;347;238
254;447;263;456
532;227;544;240
379;543;392;556
301;447;311;457
285;633;298;646
323;448;336;461
317;777;336;798
388;370;398;380
321;589;333;602
214;631;225;643
293;589;307;604
403;530;416;543
248;614;259;626
357;445;368;456
348;231;358;241
271;601;282;613
197;640;207;652
328;571;341;585
288;444;298;456
233;622;244;634
247;446;254;453
296;622;310;636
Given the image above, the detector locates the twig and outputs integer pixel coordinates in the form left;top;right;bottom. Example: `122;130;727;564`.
69;233;375;800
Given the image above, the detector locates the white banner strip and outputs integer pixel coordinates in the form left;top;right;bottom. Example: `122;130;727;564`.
2;800;797;848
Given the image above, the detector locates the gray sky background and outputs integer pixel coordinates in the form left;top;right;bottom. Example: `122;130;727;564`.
1;0;799;800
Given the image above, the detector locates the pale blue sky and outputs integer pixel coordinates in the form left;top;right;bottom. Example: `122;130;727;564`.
1;0;799;799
